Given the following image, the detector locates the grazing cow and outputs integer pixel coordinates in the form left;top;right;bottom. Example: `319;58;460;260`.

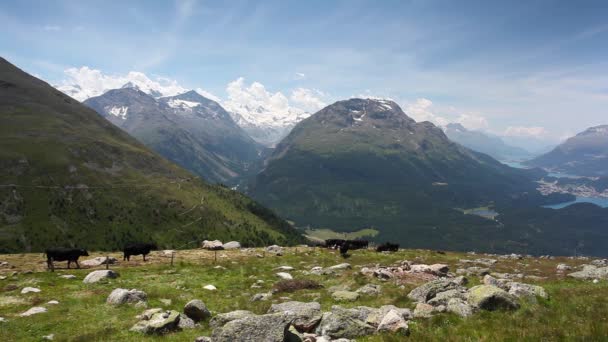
325;239;346;249
45;248;89;269
376;242;399;252
339;241;350;258
347;240;369;250
123;243;157;261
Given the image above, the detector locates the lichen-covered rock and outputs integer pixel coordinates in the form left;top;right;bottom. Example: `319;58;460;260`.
130;310;180;334
327;263;351;271
407;278;462;303
332;291;360;302
268;301;322;332
413;303;434;318
446;298;475;317
251;292;273;302
427;289;467;306
482;274;511;291
467;285;520;311
556;264;572;272
222;241;241;249
83;270;119;284
81;256;117;267
209;310;256;329
106;288;147;305
356;284;381;296
508;282;548;301
20;287;41;294
211;313;293;342
202;240;223;250
184;300;210;322
177;314;196;329
315;306;376;339
568;265;608;280
276;272;293;280
20;306;47;317
266;245;284;255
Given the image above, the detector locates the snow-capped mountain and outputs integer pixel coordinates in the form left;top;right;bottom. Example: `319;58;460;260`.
226;104;311;147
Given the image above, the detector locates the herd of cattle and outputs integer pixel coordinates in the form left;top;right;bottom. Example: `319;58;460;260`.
43;240;399;269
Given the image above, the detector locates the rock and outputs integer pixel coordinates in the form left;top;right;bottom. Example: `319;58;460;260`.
447;298;475;317
327;263;351;271
209;310;256;329
184;299;211;322
160;299;172;306
222;241;241;249
413;303;434;318
20;306;47;317
81;256;117;267
178;314;196;329
83;270;119;284
556;263;572;272
591;259;608;267
195;337;212;342
332;291;360;302
47;300;59;305
315;306;376;339
211;313;293;342
467;285;520;311
106;288;147;305
429;264;449;275
508;282;548;300
356;284;381;296
377;309;409;335
275;266;295;271
457;266;490;276
0;317;7;323
20;287;41;294
568;265;608;280
137;308;164;320
59;274;77;279
276;272;293;280
593;279;600;284
482;275;510;291
266;245;284;255
202;240;224;250
452;276;468;286
203;284;217;291
42;334;54;340
427;289;467;306
407;278;462;303
130;310;180;334
268;301;322;332
251;292;273;301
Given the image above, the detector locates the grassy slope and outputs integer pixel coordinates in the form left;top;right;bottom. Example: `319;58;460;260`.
0;248;606;341
0;57;303;252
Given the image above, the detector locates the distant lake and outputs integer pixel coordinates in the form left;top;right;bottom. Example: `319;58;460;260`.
543;197;608;209
501;160;584;179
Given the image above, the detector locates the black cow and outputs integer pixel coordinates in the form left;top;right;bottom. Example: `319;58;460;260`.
347;240;369;250
376;242;399;252
325;239;346;249
123;243;157;261
45;248;89;269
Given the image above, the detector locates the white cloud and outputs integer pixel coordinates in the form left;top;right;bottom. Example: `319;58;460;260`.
195;88;221;102
43;25;61;31
404;98;449;126
294;72;306;80
502;126;548;138
56;66;217;102
456;113;489;131
290;88;326;113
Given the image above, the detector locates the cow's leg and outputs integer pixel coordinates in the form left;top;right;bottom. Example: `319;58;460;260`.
67;260;71;269
123;254;126;261
75;260;80;269
47;258;51;269
143;254;146;262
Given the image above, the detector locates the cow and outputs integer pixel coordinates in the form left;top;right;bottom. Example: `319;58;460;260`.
45;248;89;269
325;239;346;249
347;240;369;250
123;243;157;261
376;242;399;252
339;241;350;258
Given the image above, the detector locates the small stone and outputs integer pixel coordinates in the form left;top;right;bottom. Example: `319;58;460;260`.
203;284;217;291
59;275;77;279
413;303;434;318
356;284;381;296
83;270;119;284
106;288;147;306
184;299;211;322
47;300;59;305
21;287;41;294
20;306;47;317
331;290;360;302
251;292;273;302
276;272;293;280
377;309;409;335
42;334;54;340
160;299;172;306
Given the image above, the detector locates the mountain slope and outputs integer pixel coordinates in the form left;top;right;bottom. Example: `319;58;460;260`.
444;123;530;160
248;98;600;254
0;57;302;252
84;88;265;185
525;125;608;177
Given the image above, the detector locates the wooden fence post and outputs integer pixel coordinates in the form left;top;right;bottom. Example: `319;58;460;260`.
214;250;217;264
106;255;110;270
50;257;54;272
171;252;175;267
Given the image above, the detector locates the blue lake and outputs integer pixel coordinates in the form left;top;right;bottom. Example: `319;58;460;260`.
542;197;608;209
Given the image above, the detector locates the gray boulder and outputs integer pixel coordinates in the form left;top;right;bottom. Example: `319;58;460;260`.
407;278;462;303
81;256;117;267
482;274;510;291
315;306;376;339
202;240;223;250
467;285;520;311
427;289;467;306
413;303;434;318
184;300;211;322
106;288;147;305
210;310;256;329
377;309;409;335
222;241;241;250
268;301;322;332
83;270;119;284
251;292;273;302
266;245;284;255
568;265;608;280
332;291;360;302
211;313;293;342
508;282;548;301
130;310;181;334
356;284;381;296
177;314;196;329
446;298;475;317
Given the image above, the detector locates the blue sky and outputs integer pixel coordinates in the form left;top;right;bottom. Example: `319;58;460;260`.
1;0;608;149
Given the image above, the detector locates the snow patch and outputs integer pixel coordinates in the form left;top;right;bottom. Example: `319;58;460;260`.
107;106;128;120
167;99;201;110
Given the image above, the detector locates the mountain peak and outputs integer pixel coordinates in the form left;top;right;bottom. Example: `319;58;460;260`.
579;125;608;136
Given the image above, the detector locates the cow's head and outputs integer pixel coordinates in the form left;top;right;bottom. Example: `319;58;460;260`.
80;249;89;256
147;243;158;250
